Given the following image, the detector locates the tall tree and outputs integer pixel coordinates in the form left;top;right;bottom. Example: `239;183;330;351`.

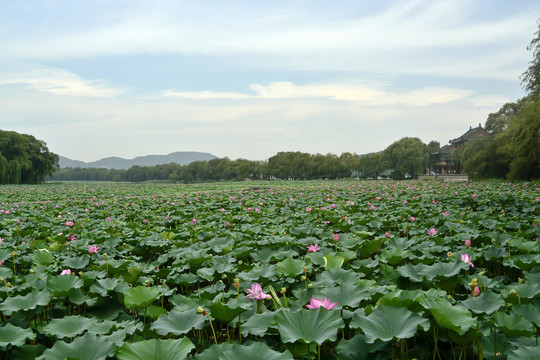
521;19;540;99
383;137;426;180
0;131;59;184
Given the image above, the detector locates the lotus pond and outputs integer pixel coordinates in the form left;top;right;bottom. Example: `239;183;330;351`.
0;180;539;359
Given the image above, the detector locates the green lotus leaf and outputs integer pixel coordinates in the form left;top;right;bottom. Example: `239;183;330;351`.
69;288;98;306
314;268;365;287
242;311;276;337
0;290;50;316
492;311;534;337
169;294;209;311
237;263;277;281
418;296;476;335
508;344;540;360
380;248;411;265
87;320;116;336
0;324;36;348
10;344;46;360
313;285;371;309
122;266;142;284
458;290;504;315
335;333;387;360
350;305;429;343
507;238;539;253
207;300;248;323
359;238;385;257
46;274;83;297
146;305;168;319
89;278;120;297
37;333;115;360
42;315;96;339
116;337;195;360
276;258;305;277
512;303;540;327
195;342;294;360
396;263;426;282
124;286;161;309
63;255;90;269
211;255;235;273
151;308;206;336
377;289;426;308
323;255;344;270
275;308;344;346
419;261;467;281
32;251;54;266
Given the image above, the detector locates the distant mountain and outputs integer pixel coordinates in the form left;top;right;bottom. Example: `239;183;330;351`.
59;151;217;170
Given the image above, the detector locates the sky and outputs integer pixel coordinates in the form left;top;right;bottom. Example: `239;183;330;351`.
1;0;539;162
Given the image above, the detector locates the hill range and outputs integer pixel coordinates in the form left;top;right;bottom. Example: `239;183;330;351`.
59;151;217;170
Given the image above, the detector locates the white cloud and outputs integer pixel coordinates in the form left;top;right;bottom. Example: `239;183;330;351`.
0;65;124;98
162;81;474;106
1;1;537;79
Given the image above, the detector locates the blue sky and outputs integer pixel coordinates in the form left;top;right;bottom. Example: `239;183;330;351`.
1;0;538;162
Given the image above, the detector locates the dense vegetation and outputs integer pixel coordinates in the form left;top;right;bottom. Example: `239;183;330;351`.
0;131;58;185
461;20;540;180
51;138;441;183
0;180;538;359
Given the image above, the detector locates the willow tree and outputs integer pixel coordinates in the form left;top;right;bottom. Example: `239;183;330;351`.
0;131;59;184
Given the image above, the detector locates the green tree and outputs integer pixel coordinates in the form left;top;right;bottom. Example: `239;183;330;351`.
383;137;426;179
520;19;540;99
0;131;59;184
461;137;510;179
498;99;540;179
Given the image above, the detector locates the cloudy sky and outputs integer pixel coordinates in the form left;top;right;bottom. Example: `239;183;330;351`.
1;0;538;162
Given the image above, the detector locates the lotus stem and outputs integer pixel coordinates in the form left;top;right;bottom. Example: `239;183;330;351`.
206;312;218;344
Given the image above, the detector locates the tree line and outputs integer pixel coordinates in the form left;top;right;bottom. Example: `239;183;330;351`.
50;138;441;183
460;20;540;180
0;130;59;184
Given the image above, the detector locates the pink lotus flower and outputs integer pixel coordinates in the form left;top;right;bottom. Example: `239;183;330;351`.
461;253;474;267
65;221;74;227
60;269;71;275
307;244;321;252
246;283;271;300
428;228;438;237
385;231;390;238
464;239;471;247
88;245;100;254
472;194;477;198
191;219;197;223
333;234;340;242
306;297;337;310
442;211;450;216
409;216;415;222
472;286;480;297
0;260;2;266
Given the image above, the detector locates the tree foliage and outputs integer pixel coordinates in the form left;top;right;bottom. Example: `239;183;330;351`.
463;98;540;180
0;131;59;184
520;19;540;99
383;137;426;180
